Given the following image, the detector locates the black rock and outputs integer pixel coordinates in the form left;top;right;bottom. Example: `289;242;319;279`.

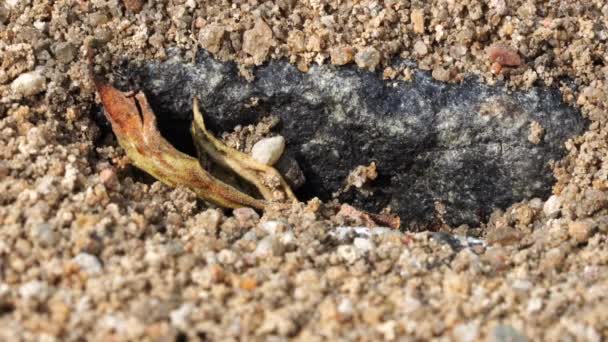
116;51;585;228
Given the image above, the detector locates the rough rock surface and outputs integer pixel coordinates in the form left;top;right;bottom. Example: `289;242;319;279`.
119;51;585;227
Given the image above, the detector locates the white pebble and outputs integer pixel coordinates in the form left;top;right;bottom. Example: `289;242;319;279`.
254;236;274;257
543;195;562;218
353;237;374;252
11;70;46;96
19;280;50;302
73;253;103;274
260;220;288;235
251;136;285;165
5;0;19;8
170;303;194;329
217;249;237;265
452;322;479;342
280;231;296;245
337;298;354;316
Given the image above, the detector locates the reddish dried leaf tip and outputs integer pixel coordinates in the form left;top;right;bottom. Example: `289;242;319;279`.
488;45;522;67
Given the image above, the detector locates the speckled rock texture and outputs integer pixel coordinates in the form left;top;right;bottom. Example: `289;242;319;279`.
120;51;585;227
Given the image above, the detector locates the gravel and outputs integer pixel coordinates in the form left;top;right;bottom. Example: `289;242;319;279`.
1;0;607;340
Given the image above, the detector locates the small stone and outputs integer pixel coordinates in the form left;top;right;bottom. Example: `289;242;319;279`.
11;70;46;96
233;207;260;225
568;220;594;243
4;0;18;9
337;298;354;317
88;12;109;26
492;324;528;342
254;236;274;257
337;245;360;264
488;45;522;67
540;247;566;273
54;42;77;63
453;322;479;342
377;321;398;341
543;195;562;218
242;19;274;64
287;30;306;53
251;136;285;165
217;249;237;265
526;297;543;313
279;231;296;245
73;253;103;274
199;24;225;54
122;0;144;13
19;281;50;302
32;223;58;247
432;66;450;81
241;230;258;241
354;47;381;71
170;303;194;329
528;121;545;144
413;40;428;56
330;46;354;66
411;9;425;33
99;168;118;189
353;237;374;252
260;220;288;235
33;21;47;32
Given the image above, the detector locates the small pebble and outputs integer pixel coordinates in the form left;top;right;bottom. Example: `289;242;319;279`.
73;253;103;275
53;42;77;63
568;220;593;243
411;9;425;33
279;231;296;245
233;207;260;225
353;237;374;252
11;70;46;96
242;19;274;63
19;281;50;302
414;40;428;55
453;322;479;342
492;324;528;342
543;195;562;218
488;45;522;67
337;298;354;317
354;47;381;71
254;236;274;257
32;223;58;247
199;24;225;54
170;303;194;329
432;66;450;81
99;168;118;189
330;46;354;65
122;0;144;13
251;136;285;165
260;220;288;235
217;249;237;265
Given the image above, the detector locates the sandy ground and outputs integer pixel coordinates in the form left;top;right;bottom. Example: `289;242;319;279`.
1;0;608;340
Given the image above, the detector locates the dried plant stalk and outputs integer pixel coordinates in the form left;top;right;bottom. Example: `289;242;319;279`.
94;79;266;209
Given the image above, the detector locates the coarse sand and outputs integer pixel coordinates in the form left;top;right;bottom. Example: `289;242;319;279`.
1;0;608;340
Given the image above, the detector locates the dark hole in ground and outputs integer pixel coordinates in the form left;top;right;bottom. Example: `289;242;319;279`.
99;51;586;227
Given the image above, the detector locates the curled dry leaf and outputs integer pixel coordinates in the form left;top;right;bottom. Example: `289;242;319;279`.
93;78;266;209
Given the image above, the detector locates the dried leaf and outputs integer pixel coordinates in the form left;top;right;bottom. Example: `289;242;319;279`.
94;78;266;210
